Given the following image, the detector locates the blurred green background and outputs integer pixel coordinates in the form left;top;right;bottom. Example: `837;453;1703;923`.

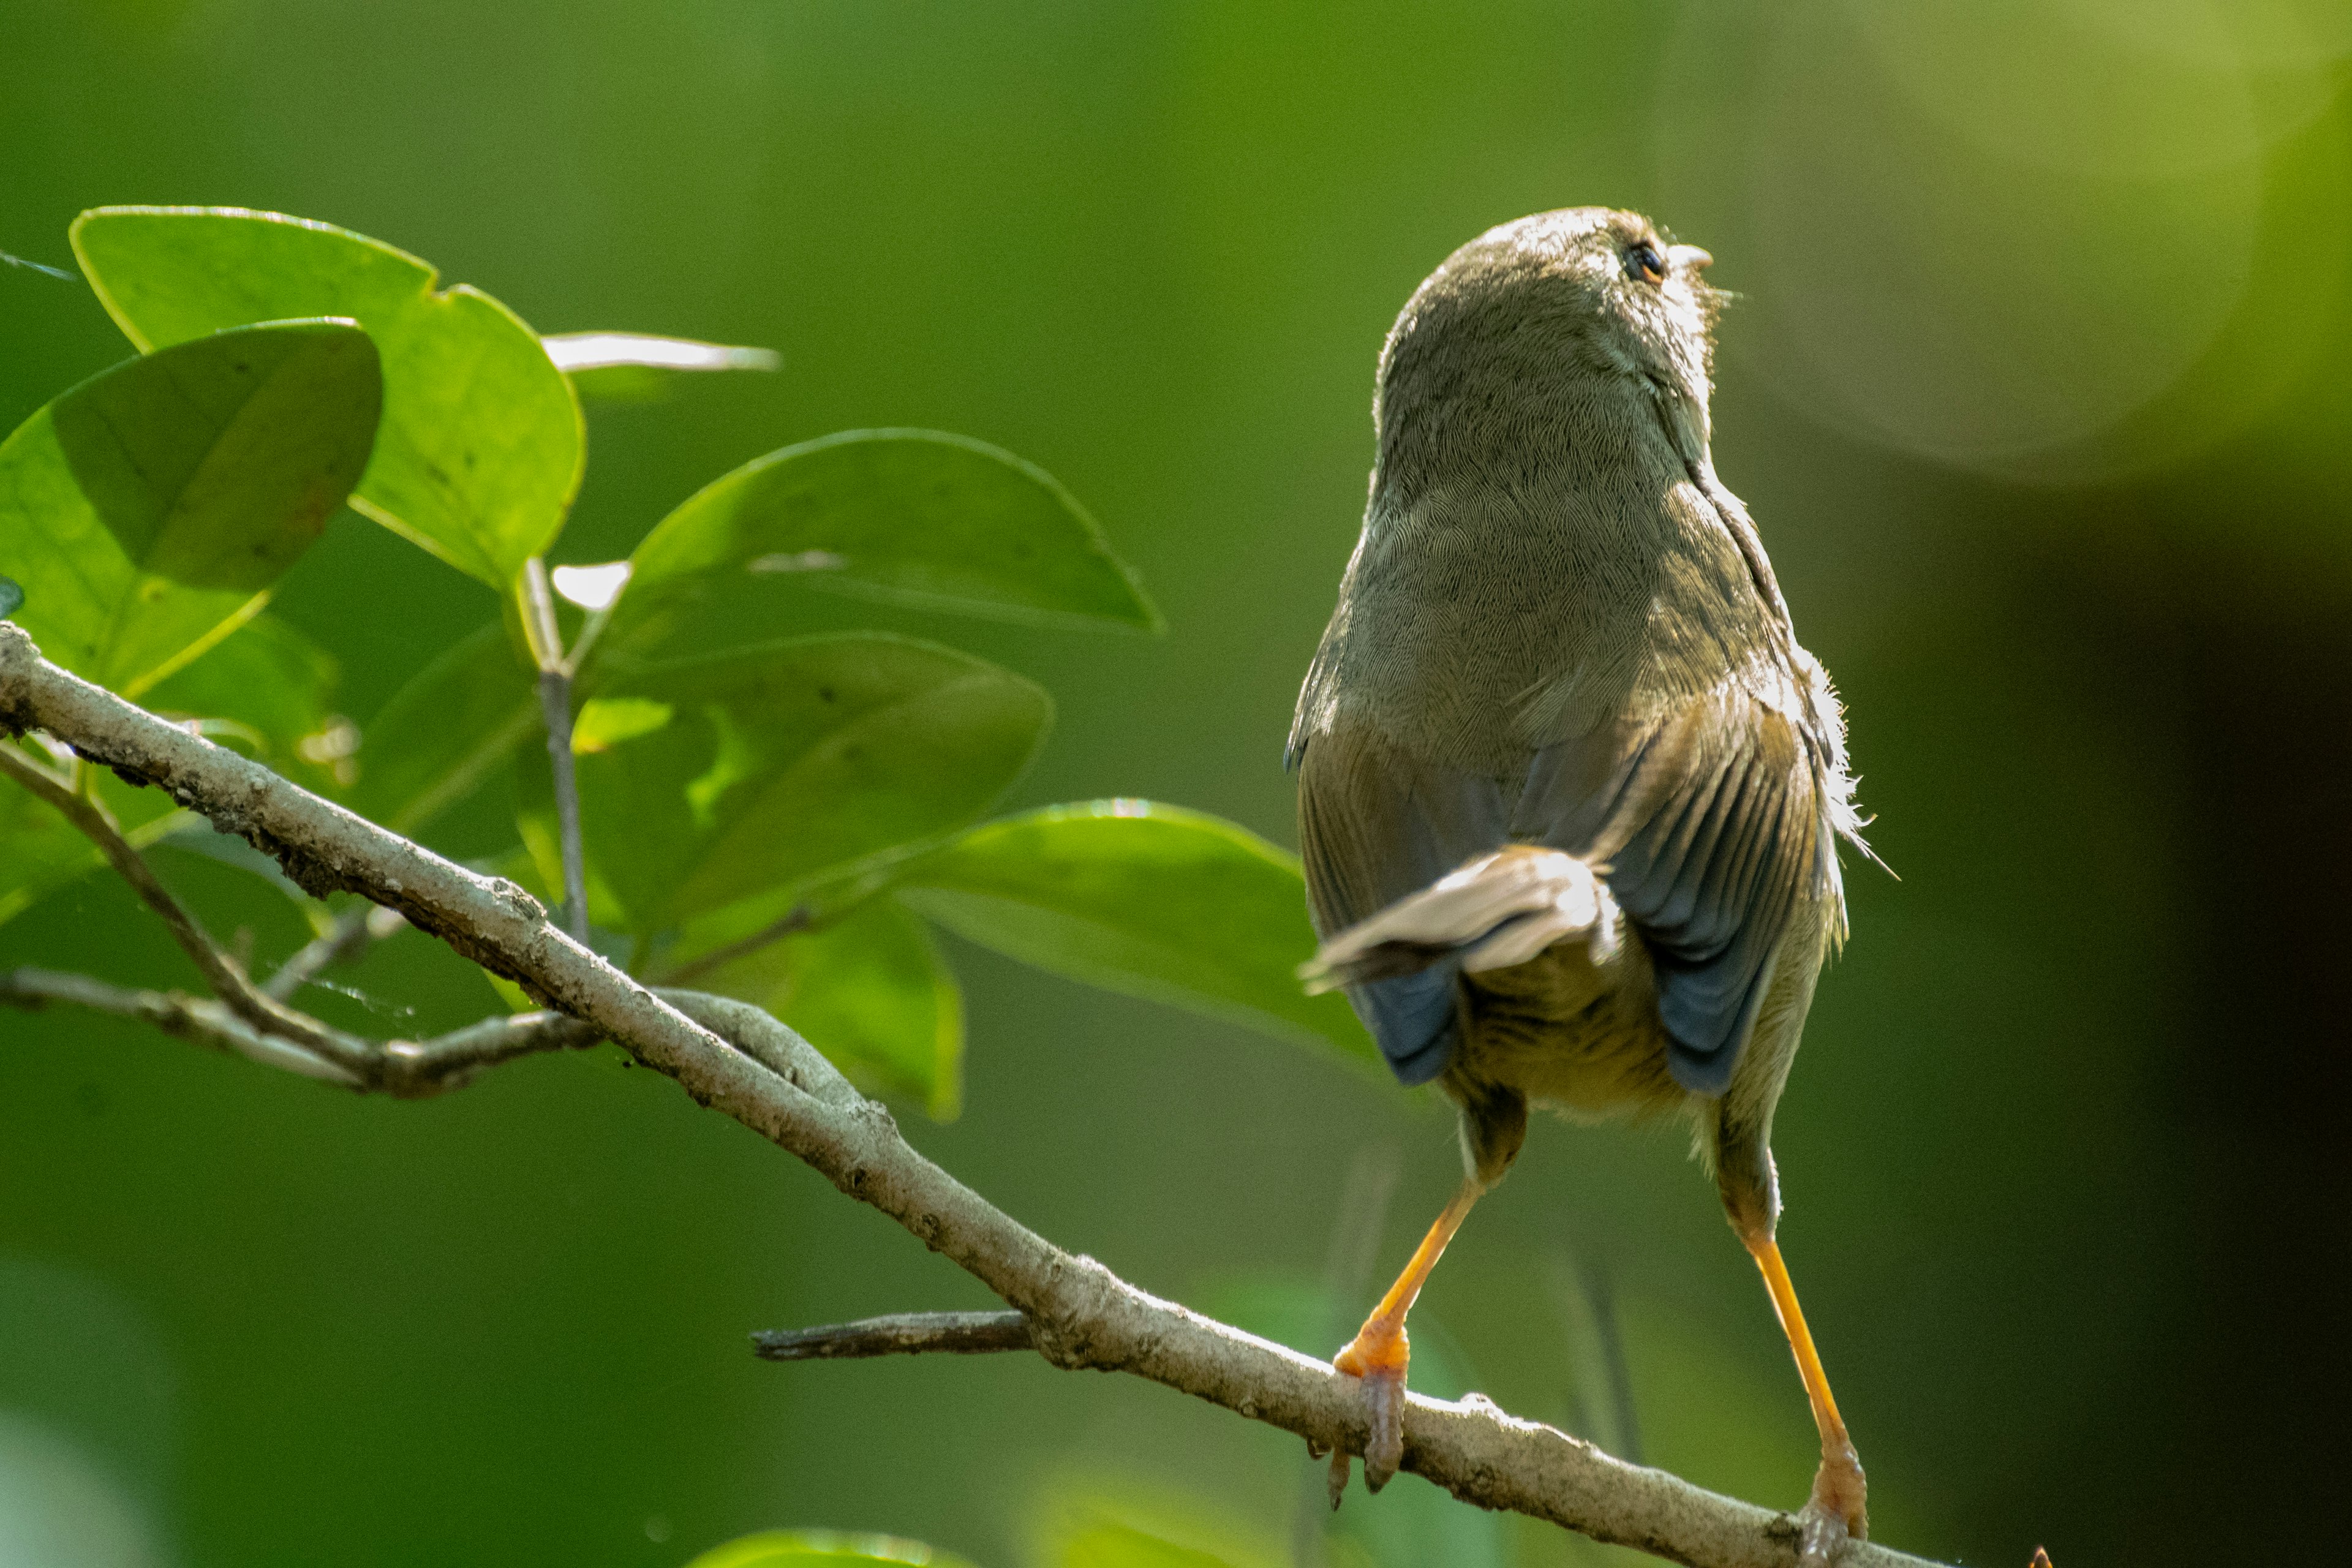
6;3;2350;1566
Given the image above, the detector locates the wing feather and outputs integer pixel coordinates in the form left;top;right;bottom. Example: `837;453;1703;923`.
1297;724;1505;1084
1300;682;1836;1095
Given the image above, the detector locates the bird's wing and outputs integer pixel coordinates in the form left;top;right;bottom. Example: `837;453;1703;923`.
1298;680;1837;1095
1295;722;1506;1084
1513;680;1833;1095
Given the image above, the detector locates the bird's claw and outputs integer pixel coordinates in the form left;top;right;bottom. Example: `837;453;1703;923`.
1791;1454;1868;1567
1358;1363;1406;1490
1325;1359;1406;1505
1792;1497;1850;1568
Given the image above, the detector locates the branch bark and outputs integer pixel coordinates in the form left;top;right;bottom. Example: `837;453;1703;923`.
0;622;1950;1568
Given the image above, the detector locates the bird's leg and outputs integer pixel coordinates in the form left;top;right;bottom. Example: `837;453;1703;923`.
1743;1231;1868;1563
1330;1176;1483;1501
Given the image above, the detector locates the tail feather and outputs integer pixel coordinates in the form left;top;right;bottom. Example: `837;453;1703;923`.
1299;845;1621;993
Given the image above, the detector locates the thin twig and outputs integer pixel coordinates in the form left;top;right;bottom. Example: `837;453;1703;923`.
2;965;603;1098
0;624;1953;1568
264;903;406;1001
753;1310;1034;1360
370;1009;605;1096
656;903;813;986
4;965;360;1084
0;742;377;1077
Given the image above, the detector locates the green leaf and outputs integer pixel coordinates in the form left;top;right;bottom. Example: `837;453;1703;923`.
144;614;349;790
560;635;1050;933
543;331;778;403
888;803;1374;1065
346;620;538;834
0;576;21;620
72;206;582;589
673;894;965;1119
611;430;1159;658
0;320;380;696
678;1529;977;1568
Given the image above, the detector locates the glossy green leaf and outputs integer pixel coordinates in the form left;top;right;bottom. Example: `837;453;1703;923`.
72;206;582;588
679;1529;976;1568
0;320;379;696
346;620;538;834
673;894;965;1119
611;430;1159;658
145;614;349;791
543;331;778;403
567;635;1050;933
889;803;1374;1065
0;576;20;620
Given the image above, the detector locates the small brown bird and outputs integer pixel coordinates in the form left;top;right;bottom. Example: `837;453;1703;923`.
1291;207;1871;1561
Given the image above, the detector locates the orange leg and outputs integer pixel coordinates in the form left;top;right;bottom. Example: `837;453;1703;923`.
1330;1178;1483;1500
1746;1235;1869;1561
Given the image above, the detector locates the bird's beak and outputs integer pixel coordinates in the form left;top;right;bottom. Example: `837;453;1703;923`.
1670;244;1714;273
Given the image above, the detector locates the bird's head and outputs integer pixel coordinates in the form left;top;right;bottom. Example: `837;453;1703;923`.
1372;208;1722;484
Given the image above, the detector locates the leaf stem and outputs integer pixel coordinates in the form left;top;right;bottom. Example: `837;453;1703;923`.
520;559;590;944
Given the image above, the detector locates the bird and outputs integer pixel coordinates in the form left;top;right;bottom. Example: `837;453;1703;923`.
1289;206;1872;1562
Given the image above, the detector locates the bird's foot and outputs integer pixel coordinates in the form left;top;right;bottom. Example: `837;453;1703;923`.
1330;1319;1410;1502
1791;1450;1868;1567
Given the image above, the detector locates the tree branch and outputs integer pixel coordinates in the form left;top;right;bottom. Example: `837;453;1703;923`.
0;622;1950;1568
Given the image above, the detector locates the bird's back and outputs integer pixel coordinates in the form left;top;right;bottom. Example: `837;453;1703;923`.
1291;223;1856;1115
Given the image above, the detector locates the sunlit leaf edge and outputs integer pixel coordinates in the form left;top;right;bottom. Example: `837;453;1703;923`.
70;205;587;588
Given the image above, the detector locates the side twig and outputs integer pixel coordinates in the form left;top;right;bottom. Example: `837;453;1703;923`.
4;965;363;1085
753;1311;1035;1361
0;623;1949;1568
0;741;377;1078
2;965;603;1098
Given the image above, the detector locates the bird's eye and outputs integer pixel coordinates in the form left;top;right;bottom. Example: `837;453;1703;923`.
1626;244;1667;285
